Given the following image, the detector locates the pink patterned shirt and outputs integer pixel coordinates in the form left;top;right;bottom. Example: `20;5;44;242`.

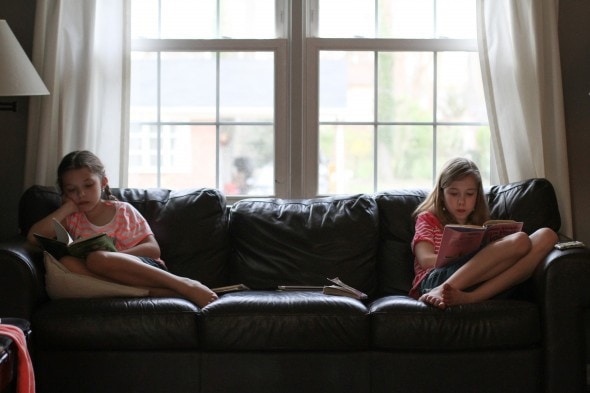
409;211;444;299
65;200;154;253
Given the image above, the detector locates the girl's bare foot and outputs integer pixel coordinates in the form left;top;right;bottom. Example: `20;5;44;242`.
419;285;447;309
149;283;218;308
182;278;218;308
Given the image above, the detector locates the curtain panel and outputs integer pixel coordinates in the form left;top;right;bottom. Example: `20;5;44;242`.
24;0;128;188
477;0;573;237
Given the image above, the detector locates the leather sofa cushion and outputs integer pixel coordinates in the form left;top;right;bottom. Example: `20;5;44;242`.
32;298;200;350
371;296;540;350
374;190;427;296
229;195;379;295
486;178;561;234
111;188;230;288
199;291;369;351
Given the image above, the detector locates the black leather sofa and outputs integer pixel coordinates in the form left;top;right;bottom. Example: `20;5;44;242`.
0;178;588;393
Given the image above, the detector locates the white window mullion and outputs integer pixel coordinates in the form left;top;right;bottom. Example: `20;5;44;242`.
303;38;320;198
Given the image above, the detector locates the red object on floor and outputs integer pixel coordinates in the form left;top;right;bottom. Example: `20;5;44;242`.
0;325;34;393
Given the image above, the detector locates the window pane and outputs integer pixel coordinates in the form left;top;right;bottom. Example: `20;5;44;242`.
318;0;476;39
436;0;477;39
161;0;217;38
378;52;433;122
161;52;217;122
378;0;434;38
320;51;374;122
319;125;374;194
132;0;276;39
220;0;277;38
437;52;487;123
220;125;274;196
220;52;274;122
128;125;218;189
128;124;157;177
377;125;433;189
130;52;158;123
317;0;375;38
131;0;160;39
436;125;491;184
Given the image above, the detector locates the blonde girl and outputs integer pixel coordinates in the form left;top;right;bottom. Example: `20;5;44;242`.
411;158;558;309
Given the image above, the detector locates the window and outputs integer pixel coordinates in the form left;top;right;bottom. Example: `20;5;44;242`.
129;0;288;197
129;0;488;199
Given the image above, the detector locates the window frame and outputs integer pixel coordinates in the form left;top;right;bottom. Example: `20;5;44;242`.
127;0;486;199
303;37;481;196
130;38;289;202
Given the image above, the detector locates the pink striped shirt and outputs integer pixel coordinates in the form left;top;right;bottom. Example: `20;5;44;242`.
65;200;153;252
409;211;444;298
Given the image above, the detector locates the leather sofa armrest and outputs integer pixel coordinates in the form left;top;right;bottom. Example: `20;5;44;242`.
534;247;590;393
0;239;47;319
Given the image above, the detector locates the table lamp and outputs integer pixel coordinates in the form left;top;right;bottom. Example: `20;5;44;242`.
0;19;49;111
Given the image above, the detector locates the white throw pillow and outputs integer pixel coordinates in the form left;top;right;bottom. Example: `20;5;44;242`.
43;252;149;299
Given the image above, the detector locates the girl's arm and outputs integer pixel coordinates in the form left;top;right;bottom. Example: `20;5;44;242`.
119;235;161;260
26;199;79;245
414;240;438;269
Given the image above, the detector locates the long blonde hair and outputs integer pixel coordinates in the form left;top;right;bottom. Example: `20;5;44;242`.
414;158;489;226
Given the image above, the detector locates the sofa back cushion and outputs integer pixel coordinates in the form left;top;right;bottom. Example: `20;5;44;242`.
229;195;379;296
19;186;230;288
374;178;562;296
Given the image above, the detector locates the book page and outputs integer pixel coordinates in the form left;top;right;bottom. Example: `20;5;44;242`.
326;277;368;299
484;221;523;243
67;233;116;259
435;225;486;268
52;218;73;245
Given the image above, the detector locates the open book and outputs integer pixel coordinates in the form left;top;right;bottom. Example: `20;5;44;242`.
435;220;523;268
34;218;116;259
277;278;368;300
212;284;250;294
323;277;368;300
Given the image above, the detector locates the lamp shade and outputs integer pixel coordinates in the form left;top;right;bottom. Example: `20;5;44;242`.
0;19;49;96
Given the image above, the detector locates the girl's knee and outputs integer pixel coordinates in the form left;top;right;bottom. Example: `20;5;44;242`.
510;231;532;255
540;227;558;242
532;227;559;249
85;251;112;270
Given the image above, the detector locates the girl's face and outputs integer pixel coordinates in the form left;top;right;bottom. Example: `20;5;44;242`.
443;175;478;225
61;167;107;213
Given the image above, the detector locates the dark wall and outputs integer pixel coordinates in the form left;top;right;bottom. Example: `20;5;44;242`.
559;0;590;244
1;1;589;243
0;0;36;239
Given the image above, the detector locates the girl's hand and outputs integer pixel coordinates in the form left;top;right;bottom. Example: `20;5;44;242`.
61;196;79;215
27;196;80;245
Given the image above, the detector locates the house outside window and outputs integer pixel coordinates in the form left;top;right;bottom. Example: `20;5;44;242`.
129;0;488;200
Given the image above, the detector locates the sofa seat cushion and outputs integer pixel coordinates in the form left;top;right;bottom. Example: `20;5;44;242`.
199;291;369;351
32;298;200;350
371;296;540;351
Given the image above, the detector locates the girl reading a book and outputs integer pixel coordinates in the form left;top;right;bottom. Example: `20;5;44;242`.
27;150;218;307
411;157;558;309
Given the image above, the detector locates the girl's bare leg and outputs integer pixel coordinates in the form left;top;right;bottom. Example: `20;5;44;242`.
420;228;557;309
62;252;218;307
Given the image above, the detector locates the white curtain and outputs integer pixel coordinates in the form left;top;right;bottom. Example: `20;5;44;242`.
24;0;128;188
477;0;573;237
